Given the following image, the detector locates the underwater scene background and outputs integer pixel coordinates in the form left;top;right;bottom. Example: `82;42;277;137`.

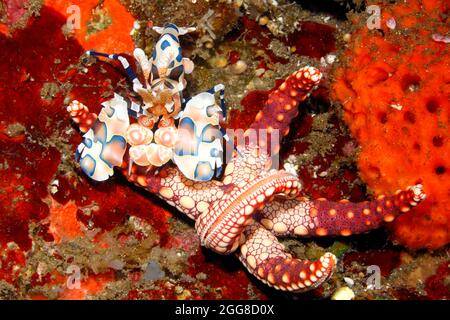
0;0;448;300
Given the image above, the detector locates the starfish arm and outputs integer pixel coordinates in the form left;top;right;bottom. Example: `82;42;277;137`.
222;145;273;184
248;66;322;154
196;170;300;254
259;184;426;237
123;143;301;254
237;223;337;292
66;100;97;133
125;165;224;220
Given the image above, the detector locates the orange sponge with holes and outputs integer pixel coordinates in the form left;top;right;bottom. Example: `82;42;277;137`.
331;0;450;249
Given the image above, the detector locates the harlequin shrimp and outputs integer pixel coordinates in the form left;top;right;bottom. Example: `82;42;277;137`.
85;23;195;127
120;83;230;180
174;84;228;181
146;24;196;119
68;95;130;181
68;23;229;182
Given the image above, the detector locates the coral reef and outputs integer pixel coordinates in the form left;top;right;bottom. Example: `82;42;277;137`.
332;0;450;249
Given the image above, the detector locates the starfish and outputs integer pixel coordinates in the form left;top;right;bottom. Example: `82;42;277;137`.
68;66;426;293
